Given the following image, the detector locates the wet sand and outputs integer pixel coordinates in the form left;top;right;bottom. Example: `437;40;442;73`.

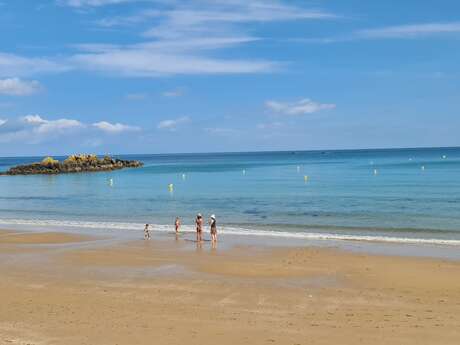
1;229;460;345
0;231;95;245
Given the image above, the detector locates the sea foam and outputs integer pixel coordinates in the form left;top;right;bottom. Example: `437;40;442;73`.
1;218;460;246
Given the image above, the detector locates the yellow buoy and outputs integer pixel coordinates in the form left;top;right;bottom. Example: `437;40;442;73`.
304;175;309;182
108;178;113;187
168;183;174;192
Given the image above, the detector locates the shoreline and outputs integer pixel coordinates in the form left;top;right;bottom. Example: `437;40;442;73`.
1;227;460;344
2;219;460;260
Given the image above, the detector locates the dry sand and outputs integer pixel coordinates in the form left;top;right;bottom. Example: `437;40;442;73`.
1;229;459;345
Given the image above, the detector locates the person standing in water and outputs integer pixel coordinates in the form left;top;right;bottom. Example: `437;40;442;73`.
175;217;181;233
195;213;203;242
210;214;217;243
144;224;151;240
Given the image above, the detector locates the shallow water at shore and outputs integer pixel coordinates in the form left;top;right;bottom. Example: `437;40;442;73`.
1;147;460;248
3;222;460;261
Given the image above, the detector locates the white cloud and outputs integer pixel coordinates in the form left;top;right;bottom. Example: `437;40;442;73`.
0;115;140;144
22;115;48;125
99;1;336;29
78;1;335;76
97;9;162;27
58;0;141;7
22;115;83;134
37;119;82;133
93;121;141;133
356;22;460;39
0;52;69;78
304;21;460;43
157;116;190;130
265;98;335;115
0;78;42;96
0;115;85;144
72;45;276;76
2;1;335;79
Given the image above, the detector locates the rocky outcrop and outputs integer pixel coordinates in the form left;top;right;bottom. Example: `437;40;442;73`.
1;154;143;175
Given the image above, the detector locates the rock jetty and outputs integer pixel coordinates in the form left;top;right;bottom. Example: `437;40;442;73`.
1;154;143;175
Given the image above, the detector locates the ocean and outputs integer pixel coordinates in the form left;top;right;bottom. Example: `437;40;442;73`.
1;147;460;246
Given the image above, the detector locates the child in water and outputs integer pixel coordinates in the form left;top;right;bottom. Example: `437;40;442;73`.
144;224;151;240
175;217;181;233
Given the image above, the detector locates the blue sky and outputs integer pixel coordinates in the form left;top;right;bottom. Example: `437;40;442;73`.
0;0;459;156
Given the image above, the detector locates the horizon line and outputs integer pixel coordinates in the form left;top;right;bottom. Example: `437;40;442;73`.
1;145;459;159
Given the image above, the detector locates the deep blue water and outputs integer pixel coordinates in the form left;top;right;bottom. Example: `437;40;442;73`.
1;147;460;244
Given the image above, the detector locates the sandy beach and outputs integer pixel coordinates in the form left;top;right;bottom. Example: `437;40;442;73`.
1;229;460;345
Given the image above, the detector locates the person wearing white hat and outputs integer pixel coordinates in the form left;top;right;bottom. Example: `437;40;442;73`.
209;214;217;243
195;213;203;242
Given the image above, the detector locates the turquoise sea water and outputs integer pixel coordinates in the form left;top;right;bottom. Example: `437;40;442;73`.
1;147;460;245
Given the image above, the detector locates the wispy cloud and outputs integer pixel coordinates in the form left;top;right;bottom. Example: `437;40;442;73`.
21;115;83;134
2;1;336;79
98;1;336;29
71;42;276;76
96;9;162;27
0;39;274;80
157;116;190;131
303;21;460;43
79;1;336;76
57;0;143;7
265;98;335;115
355;22;460;39
0;53;69;78
93;121;141;134
93;121;141;133
0;115;140;143
125;89;184;100
0;78;42;96
0;115;84;143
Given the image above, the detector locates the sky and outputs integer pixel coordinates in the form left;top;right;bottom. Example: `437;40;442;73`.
0;0;459;156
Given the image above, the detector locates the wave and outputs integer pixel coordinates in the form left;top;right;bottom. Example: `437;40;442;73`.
1;218;460;247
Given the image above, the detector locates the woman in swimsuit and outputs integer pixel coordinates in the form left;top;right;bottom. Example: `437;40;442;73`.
210;215;217;243
195;213;203;242
175;217;181;233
